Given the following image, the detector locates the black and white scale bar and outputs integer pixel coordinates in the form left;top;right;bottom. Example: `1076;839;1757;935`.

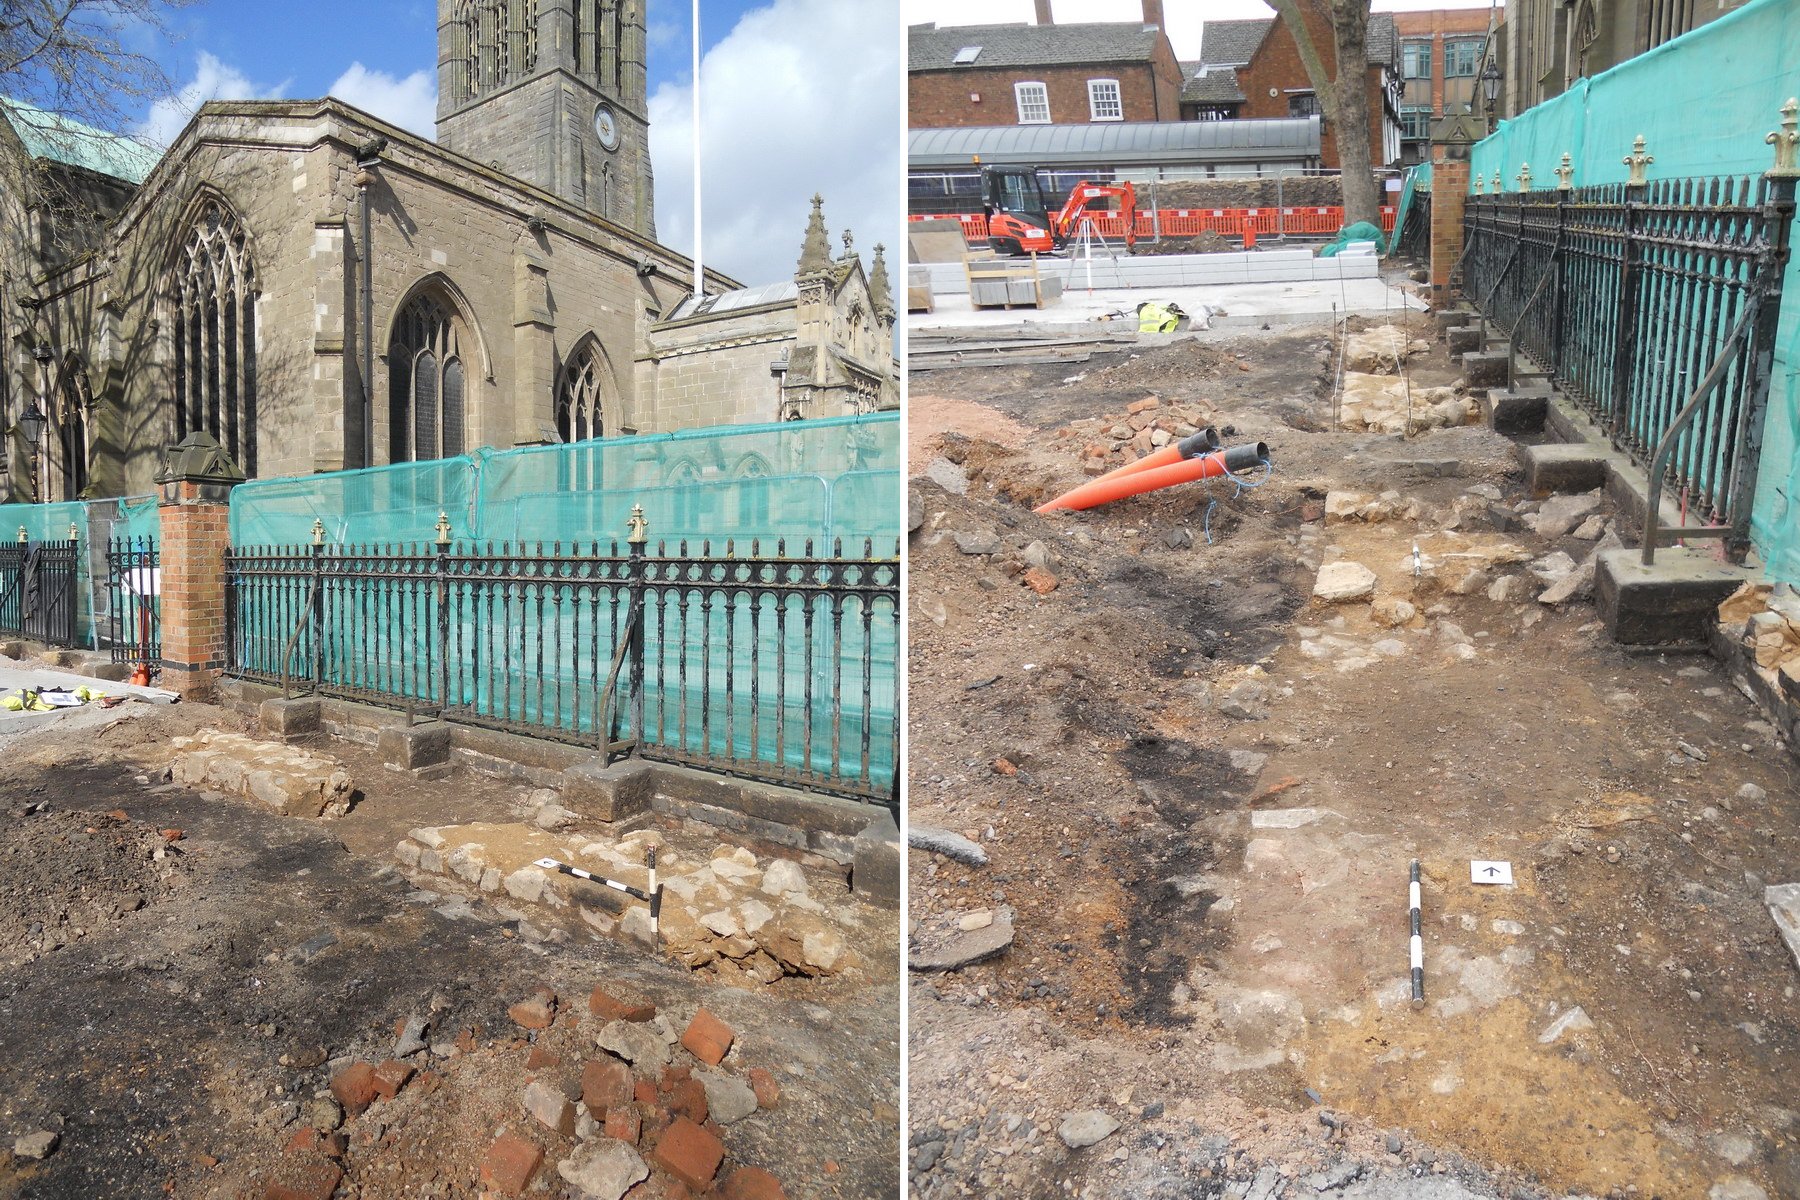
1409;859;1424;1004
535;857;653;901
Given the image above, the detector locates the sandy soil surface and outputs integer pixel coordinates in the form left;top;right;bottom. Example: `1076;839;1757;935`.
0;695;898;1199
906;305;1799;1200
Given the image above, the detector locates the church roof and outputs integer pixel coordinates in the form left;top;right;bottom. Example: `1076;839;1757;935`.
0;98;161;183
664;279;799;322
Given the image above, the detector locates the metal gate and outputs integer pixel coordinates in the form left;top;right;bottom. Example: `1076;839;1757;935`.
0;537;80;647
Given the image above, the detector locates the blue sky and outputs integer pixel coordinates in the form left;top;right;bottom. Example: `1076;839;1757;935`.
120;0;901;287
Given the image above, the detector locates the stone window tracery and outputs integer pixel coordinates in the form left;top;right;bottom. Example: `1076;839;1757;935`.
169;196;257;475
388;291;469;463
556;339;607;443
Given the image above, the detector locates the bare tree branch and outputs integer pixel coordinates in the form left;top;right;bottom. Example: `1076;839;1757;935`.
1268;0;1384;227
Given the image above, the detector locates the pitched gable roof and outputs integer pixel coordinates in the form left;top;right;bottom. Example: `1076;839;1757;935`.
910;21;1164;72
0;98;160;184
1180;64;1246;105
1198;18;1273;67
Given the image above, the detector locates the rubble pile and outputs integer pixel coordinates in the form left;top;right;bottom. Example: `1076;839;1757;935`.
395;822;865;986
170;732;355;819
1336;324;1477;435
1053;396;1218;477
260;987;792;1199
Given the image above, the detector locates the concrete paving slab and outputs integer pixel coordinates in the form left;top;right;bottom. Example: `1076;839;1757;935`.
909;277;1424;333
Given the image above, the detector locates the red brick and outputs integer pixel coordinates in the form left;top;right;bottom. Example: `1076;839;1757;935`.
666;1077;708;1125
720;1166;789;1200
909;55;1183;129
623;1176;694;1200
747;1068;781;1110
650;1117;725;1191
264;1160;343;1200
633;1078;659;1104
329;1061;379;1115
480;1129;543;1195
588;986;656;1022
662;1065;691;1085
604;1106;641;1144
283;1128;346;1159
680;1009;733;1066
508;987;557;1030
371;1058;414;1100
525;1045;562;1071
582;1057;633;1116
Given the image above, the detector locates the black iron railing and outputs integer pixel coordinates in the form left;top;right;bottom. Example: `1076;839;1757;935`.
0;536;79;648
225;531;900;805
104;537;161;667
1462;168;1796;561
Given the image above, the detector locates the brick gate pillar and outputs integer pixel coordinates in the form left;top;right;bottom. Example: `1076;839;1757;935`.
154;432;245;701
1428;112;1485;308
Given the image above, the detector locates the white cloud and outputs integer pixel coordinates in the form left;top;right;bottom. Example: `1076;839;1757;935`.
138;52;287;147
649;0;902;290
328;63;439;139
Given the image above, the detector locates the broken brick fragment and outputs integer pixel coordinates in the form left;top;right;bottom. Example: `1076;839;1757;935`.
604;1106;641;1144
264;1160;344;1200
328;1062;379;1115
650;1116;725;1190
480;1129;543;1195
747;1068;781;1110
633;1078;658;1104
679;1009;733;1066
582;1057;633;1116
1022;568;1059;595
588;986;656;1022
370;1058;414;1100
284;1127;346;1159
159;828;183;841
525;1045;561;1071
992;758;1018;776
720;1166;789;1200
667;1077;708;1125
507;987;557;1031
106;809;128;821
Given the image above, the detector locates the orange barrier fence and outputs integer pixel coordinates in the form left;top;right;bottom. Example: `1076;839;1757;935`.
909;206;1398;244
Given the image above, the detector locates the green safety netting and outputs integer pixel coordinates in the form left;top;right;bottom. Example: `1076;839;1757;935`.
229;413;901;550
1388;161;1431;256
1466;0;1800;578
0;495;160;649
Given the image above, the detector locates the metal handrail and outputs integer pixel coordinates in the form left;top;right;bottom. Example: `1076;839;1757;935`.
1504;240;1562;387
1640;283;1766;566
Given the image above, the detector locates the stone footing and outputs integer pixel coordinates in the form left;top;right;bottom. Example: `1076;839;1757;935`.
1480;386;1551;435
377;720;452;778
564;758;655;823
1596;547;1759;645
1462;347;1509;387
260;696;321;742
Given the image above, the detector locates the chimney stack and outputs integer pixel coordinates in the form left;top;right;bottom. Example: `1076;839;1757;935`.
1034;0;1052;24
1142;0;1163;29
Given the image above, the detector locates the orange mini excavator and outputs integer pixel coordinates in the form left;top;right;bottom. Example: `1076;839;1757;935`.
980;166;1137;256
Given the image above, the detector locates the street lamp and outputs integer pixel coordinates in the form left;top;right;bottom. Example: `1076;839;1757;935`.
1480;62;1502;132
23;345;50;503
17;399;46;503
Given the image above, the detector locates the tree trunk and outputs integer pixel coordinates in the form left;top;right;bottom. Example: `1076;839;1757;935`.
1328;0;1384;228
1268;0;1385;228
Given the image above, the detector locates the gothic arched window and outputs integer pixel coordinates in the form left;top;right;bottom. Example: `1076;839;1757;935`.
516;0;538;72
452;0;477;101
477;1;503;90
170;196;257;475
388;290;470;463
58;357;91;500
556;339;608;443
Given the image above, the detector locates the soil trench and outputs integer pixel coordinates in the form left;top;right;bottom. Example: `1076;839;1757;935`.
907;302;1799;1200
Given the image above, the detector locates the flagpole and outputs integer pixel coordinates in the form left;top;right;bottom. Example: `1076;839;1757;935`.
692;0;703;300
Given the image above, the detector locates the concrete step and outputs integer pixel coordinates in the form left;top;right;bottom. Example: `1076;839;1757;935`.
1596;547;1758;645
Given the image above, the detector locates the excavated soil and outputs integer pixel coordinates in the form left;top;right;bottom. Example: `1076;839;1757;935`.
907;313;1800;1199
0;698;898;1199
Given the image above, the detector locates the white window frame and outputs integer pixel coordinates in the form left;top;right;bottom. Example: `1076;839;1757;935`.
1014;81;1050;125
1087;78;1123;122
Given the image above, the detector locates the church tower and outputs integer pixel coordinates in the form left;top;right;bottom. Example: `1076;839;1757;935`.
435;0;654;237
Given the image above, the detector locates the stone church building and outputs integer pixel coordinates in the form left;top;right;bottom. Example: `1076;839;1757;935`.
0;0;896;503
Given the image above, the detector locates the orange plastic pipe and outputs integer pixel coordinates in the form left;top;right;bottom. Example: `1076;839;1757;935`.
1035;442;1268;513
1090;427;1220;486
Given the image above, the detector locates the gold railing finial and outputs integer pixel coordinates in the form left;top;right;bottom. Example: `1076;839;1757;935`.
311;518;326;547
1554;152;1575;192
1491;169;1503;192
626;504;648;546
1624;134;1654;187
1473;172;1485;196
1516;162;1533;193
434;510;452;547
1768;98;1800;178
15;526;25;545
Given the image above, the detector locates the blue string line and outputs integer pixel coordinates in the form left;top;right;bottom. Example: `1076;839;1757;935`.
1201;457;1274;545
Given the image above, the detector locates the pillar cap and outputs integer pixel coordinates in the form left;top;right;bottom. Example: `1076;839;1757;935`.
155;432;246;488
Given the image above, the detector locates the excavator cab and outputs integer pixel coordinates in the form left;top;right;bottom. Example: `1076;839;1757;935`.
981;166;1058;256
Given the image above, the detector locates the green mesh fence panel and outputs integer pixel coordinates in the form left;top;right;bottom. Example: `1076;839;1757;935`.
0;496;160;649
1388;162;1430;255
226;415;899;795
1466;0;1800;577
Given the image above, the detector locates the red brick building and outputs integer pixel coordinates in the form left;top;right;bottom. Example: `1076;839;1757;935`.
1392;9;1494;165
908;1;1184;129
1226;11;1404;170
